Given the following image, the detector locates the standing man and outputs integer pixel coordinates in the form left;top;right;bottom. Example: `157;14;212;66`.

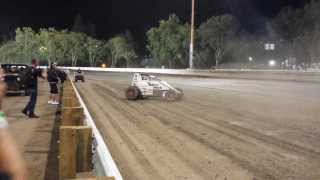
22;59;46;118
47;62;60;105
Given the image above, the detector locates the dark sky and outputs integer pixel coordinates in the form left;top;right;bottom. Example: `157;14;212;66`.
0;0;309;40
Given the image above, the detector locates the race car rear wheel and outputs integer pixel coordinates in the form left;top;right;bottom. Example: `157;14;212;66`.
126;86;140;100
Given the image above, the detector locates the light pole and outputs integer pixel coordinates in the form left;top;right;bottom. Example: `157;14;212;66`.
189;0;195;69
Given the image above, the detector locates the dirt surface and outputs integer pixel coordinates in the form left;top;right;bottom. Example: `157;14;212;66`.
3;81;57;180
77;72;320;180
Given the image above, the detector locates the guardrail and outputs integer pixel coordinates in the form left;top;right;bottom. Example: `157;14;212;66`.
42;66;320;75
59;77;122;180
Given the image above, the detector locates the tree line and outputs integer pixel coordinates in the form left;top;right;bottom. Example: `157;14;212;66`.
0;0;319;69
0;27;137;67
147;0;320;69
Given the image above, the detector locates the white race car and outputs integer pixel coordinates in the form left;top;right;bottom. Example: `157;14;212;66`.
125;73;184;101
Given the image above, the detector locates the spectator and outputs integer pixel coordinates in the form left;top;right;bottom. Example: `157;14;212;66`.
22;59;46;118
0;68;27;180
47;63;60;105
57;69;67;84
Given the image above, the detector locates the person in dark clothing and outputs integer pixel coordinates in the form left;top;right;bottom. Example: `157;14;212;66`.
22;59;46;118
57;70;67;83
47;63;60;105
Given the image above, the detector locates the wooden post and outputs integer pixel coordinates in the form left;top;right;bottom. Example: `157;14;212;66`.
63;84;72;90
62;97;81;108
63;91;77;98
59;126;93;180
62;107;84;126
76;126;93;172
59;127;77;179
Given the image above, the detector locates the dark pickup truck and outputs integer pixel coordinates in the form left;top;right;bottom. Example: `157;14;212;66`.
1;64;29;95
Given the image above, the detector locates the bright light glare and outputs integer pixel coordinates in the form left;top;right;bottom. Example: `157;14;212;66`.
248;57;253;62
101;63;107;68
269;60;276;66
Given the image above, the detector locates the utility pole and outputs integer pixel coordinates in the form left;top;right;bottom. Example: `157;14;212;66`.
189;0;195;69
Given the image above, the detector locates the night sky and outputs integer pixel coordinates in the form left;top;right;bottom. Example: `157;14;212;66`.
0;0;310;41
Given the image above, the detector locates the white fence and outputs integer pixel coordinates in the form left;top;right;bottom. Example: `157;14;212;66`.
52;66;320;76
70;77;123;180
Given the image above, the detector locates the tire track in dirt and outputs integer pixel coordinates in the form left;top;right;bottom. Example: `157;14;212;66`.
179;93;320;152
77;82;165;180
93;84;224;180
92;82;269;179
175;100;320;157
176;85;320;151
148;102;320;179
95;79;320;180
78;75;320;180
79;82;255;180
92;84;222;180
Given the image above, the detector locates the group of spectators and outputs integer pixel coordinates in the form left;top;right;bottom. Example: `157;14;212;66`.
22;59;66;118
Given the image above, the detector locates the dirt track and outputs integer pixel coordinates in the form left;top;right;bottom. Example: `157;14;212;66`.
77;72;320;180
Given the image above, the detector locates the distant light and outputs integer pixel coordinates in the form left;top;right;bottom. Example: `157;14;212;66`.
265;43;275;51
269;60;276;67
101;64;107;68
248;57;253;62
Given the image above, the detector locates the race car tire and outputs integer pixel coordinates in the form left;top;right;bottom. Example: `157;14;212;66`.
126;86;140;100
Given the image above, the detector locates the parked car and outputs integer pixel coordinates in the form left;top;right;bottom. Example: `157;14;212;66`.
1;64;29;95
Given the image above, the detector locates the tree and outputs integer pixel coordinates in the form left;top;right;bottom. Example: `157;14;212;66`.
300;0;320;64
270;7;305;42
269;1;320;65
86;37;104;67
302;0;320;33
107;35;137;67
38;28;67;65
269;7;306;64
197;14;240;68
15;27;39;61
62;32;87;66
147;14;189;68
0;41;22;63
294;27;320;64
